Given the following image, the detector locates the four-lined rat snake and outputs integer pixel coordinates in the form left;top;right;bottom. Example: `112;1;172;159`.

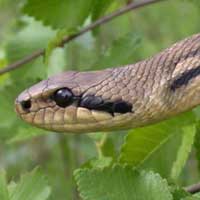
15;34;200;133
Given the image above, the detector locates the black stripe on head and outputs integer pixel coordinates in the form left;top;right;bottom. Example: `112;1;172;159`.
79;95;133;114
170;65;200;91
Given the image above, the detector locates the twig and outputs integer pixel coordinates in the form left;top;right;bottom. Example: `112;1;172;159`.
185;183;200;194
0;0;165;75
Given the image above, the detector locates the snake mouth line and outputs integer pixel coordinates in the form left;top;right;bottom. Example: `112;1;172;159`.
15;89;134;130
18;106;133;127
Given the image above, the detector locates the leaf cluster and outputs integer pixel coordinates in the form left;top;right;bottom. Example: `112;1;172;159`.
0;0;200;199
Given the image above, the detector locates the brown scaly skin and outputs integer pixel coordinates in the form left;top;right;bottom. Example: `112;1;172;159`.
15;34;200;133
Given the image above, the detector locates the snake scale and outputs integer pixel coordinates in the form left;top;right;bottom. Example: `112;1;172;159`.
15;33;200;133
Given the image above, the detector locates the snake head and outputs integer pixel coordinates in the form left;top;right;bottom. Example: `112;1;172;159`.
15;69;136;133
15;34;200;133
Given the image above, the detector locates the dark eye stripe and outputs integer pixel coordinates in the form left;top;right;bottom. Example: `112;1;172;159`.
79;95;103;109
79;95;132;114
170;65;200;91
113;101;132;113
51;89;133;114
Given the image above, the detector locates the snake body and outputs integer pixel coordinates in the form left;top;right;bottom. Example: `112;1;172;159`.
15;34;200;133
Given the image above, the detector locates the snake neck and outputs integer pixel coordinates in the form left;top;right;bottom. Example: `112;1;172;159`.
103;34;200;123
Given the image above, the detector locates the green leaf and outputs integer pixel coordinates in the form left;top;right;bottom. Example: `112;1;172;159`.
7;127;49;144
170;185;190;200
171;125;196;180
23;0;93;29
91;0;114;21
45;28;77;66
119;112;195;166
119;112;196;178
190;0;200;8
181;196;200;200
100;136;116;158
94;33;141;69
193;193;200;198
91;0;119;35
194;123;200;173
0;17;56;141
82;157;113;169
9;168;51;200
119;122;173;166
0;168;51;200
139;129;183;178
0;170;9;200
5;17;55;80
75;165;173;200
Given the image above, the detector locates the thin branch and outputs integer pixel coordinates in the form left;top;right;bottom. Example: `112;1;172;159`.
185;183;200;194
0;0;165;75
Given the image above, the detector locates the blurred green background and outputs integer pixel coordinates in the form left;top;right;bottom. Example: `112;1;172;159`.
0;0;200;199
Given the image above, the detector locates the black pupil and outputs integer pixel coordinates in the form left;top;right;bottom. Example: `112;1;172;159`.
21;100;31;110
53;88;73;107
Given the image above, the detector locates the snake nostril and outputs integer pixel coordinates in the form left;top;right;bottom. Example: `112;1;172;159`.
21;100;32;111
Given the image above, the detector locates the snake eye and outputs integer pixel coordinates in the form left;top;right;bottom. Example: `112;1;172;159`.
21;99;32;111
53;88;73;108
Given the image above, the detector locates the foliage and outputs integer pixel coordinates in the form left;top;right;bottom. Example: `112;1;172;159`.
119;113;196;178
0;168;51;200
0;0;200;199
23;0;93;29
75;165;173;200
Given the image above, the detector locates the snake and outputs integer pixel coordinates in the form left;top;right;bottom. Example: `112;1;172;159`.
15;33;200;133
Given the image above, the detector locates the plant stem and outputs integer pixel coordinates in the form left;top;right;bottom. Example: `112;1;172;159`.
0;0;165;75
185;182;200;194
